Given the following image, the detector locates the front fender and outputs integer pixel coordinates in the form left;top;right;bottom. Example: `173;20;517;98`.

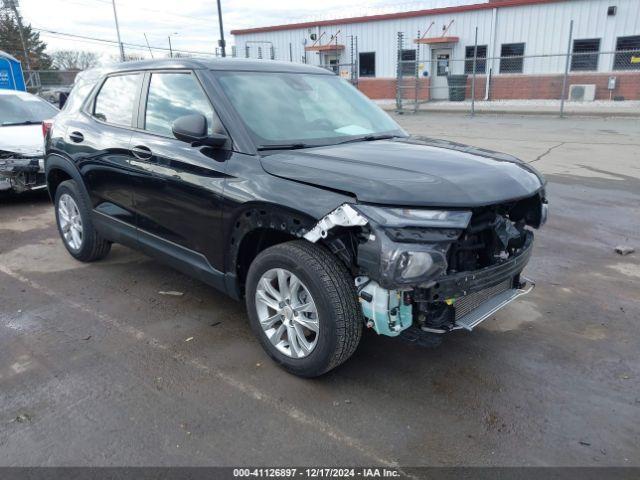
224;203;316;274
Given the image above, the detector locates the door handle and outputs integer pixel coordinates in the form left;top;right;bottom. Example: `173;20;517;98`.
69;131;84;143
131;145;153;160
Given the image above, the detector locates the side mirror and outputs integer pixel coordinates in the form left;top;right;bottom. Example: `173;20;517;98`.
172;113;228;148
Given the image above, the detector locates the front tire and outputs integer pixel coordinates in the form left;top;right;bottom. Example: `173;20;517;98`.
54;180;111;262
246;240;362;377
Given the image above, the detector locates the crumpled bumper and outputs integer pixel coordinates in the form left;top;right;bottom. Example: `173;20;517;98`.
0;157;45;193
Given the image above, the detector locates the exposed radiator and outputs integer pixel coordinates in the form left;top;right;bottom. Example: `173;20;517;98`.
454;278;512;321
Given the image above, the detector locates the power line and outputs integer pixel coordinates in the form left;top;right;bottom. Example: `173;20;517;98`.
74;0;218;27
33;27;218;56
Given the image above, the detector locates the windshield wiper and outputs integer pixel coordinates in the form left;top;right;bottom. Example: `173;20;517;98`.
1;121;42;127
257;134;403;151
335;134;401;145
257;143;315;151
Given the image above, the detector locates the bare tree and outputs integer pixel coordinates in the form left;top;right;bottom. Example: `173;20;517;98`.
109;52;146;63
51;50;100;70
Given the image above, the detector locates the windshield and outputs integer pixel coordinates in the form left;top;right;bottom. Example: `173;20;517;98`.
216;71;406;148
0;93;59;126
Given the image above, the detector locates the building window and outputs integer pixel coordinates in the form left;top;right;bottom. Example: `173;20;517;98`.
400;49;416;76
500;43;525;73
464;45;487;74
614;35;640;70
359;52;375;77
571;39;600;71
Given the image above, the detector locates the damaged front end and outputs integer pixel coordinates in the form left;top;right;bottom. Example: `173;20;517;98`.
305;195;547;338
0;151;46;194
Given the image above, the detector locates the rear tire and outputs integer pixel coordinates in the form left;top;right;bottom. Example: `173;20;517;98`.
54;179;111;262
246;240;362;377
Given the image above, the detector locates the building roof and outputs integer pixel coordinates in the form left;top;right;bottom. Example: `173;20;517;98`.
231;0;568;35
94;58;332;75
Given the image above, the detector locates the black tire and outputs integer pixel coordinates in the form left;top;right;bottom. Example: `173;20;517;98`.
245;240;363;377
54;179;111;262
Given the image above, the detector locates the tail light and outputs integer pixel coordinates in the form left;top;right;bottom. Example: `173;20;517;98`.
42;119;54;138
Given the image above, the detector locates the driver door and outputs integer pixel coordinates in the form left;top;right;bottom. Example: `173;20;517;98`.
127;70;230;272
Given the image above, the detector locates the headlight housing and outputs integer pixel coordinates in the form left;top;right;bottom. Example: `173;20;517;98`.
354;205;472;229
355;206;470;288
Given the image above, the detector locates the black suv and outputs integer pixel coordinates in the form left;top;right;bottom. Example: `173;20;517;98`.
45;59;547;377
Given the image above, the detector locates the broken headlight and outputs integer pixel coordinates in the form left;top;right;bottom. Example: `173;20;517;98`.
355;205;472;229
355;206;470;289
358;229;450;288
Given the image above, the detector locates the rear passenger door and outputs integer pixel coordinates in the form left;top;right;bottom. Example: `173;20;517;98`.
68;72;142;227
127;70;229;272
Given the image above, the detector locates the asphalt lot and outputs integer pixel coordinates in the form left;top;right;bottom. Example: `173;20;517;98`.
1;113;639;467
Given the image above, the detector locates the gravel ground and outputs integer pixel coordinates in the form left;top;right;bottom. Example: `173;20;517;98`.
0;113;638;467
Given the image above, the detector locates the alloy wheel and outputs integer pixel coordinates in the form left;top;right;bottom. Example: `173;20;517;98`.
58;193;83;250
255;268;319;358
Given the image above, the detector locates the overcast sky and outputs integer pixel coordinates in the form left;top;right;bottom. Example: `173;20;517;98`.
17;0;473;63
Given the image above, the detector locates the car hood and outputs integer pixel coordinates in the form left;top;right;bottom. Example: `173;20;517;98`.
259;137;545;207
0;125;44;157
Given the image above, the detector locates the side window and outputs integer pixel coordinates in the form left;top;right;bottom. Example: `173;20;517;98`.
94;74;140;126
144;73;215;137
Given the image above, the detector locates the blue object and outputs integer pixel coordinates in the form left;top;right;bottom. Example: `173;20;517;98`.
357;278;413;337
0;51;27;91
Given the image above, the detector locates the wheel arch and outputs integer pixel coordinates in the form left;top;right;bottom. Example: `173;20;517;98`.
227;203;365;298
226;203;316;297
45;154;87;202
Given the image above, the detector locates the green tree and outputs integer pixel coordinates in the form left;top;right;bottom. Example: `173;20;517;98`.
0;11;52;70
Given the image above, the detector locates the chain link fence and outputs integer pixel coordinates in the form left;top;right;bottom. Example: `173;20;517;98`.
396;24;640;116
23;69;80;105
237;36;360;86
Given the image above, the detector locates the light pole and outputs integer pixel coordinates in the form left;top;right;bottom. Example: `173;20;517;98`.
3;0;31;72
143;33;154;59
111;0;125;61
216;0;226;57
168;32;178;58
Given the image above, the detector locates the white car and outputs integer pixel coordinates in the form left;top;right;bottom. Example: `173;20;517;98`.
0;89;59;193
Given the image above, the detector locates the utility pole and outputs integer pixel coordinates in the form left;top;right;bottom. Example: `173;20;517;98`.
3;0;31;71
168;32;177;58
216;0;226;57
143;33;154;58
111;0;125;61
559;20;573;118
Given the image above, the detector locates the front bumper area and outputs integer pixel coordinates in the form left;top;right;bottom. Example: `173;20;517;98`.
358;232;535;336
0;157;46;193
421;231;533;301
452;277;534;331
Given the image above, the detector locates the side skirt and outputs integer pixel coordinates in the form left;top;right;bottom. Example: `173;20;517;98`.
92;211;234;297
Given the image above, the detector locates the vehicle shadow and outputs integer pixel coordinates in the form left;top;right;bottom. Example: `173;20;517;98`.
0;189;50;208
